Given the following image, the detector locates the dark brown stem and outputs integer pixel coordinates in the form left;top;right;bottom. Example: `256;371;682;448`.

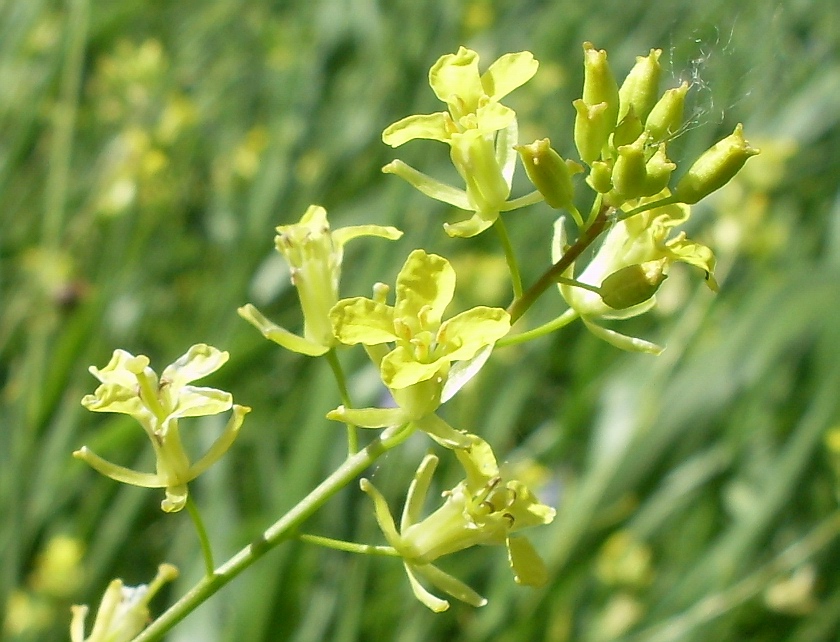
506;206;611;324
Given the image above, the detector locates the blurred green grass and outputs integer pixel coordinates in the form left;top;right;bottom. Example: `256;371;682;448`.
2;0;840;640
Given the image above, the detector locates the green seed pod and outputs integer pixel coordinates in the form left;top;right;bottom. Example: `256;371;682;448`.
581;42;620;131
674;123;760;204
516;138;580;210
599;259;668;310
645;82;689;142
612;132;648;198
587;160;613;194
618;48;662;124
641;144;676;196
573;99;611;164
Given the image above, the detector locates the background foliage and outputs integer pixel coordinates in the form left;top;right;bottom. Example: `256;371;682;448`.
2;0;839;640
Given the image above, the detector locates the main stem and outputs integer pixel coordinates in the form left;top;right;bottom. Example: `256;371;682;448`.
506;205;610;323
131;424;414;642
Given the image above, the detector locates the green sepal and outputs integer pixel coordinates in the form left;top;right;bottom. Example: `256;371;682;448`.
507;536;550;587
237;304;329;356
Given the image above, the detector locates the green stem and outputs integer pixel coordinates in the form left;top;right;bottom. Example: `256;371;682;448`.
326;349;358;454
507;206;611;324
494;217;523;299
618;194;678;221
496;308;579;348
131;424;414;642
185;495;214;577
298;533;400;557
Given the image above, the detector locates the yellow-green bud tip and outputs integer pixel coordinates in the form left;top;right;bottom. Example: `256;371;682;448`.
600;259;668;310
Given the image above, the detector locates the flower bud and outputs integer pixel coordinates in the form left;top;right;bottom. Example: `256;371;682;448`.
645;82;689;141
599;259;668;310
573;99;611;164
587;160;613;194
581;42;620;130
611;132;648;198
674;123;760;204
516;138;580;210
612;105;644;148
618;48;662;123
642;144;676;196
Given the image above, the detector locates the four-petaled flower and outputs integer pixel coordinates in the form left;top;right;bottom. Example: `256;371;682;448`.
75;344;249;512
554;193;716;353
361;434;555;612
239;204;402;356
328;249;510;448
382;47;543;238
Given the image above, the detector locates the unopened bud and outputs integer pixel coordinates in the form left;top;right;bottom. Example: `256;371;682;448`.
612;133;648;198
587;160;613;194
642;144;676;196
674;124;760;204
573;100;611;164
618;49;662;123
600;259;668;309
645;82;689;141
516;139;580;210
613;105;644;148
581;42;620;130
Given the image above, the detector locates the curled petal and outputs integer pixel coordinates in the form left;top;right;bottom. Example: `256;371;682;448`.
332;224;403;247
443;212;495;238
394;250;455;324
382;112;453;147
380;347;445;389
480;51;539;101
330;298;397;345
161;344;229;388
170;386;233;419
437;307;510;361
89;350;150;386
161;484;189;513
429;47;483;114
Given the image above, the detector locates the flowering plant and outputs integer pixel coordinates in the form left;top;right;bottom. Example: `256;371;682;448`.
71;42;756;640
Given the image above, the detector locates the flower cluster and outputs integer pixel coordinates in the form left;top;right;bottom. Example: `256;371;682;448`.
75;41;756;624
